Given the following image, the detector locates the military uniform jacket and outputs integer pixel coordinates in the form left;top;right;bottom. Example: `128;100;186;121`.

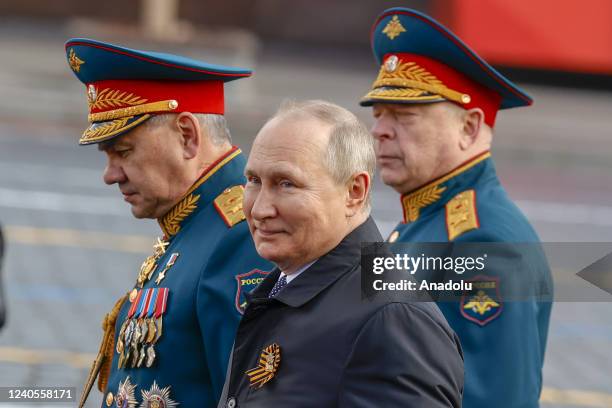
388;151;553;408
102;147;272;408
220;217;464;408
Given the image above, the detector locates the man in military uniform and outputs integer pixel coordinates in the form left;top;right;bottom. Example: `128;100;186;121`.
218;100;464;407
360;8;553;408
65;38;271;408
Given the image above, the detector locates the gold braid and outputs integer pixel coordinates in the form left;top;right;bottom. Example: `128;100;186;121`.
78;293;128;408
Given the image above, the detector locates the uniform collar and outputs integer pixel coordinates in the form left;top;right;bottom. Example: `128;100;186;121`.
400;151;492;223
247;217;382;308
157;146;245;238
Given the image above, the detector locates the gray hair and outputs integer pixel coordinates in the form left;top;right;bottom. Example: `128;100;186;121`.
145;113;232;145
272;99;376;209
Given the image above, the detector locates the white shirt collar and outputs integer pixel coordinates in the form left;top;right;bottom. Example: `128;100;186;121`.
280;259;317;284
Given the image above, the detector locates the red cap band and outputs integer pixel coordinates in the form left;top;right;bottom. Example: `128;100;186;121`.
385;53;502;126
88;79;225;116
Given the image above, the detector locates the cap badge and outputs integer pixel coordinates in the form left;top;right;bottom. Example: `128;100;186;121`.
87;85;97;106
382;15;406;40
68;48;85;73
384;55;399;73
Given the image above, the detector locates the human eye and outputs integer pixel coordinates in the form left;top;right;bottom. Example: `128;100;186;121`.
114;147;132;158
395;109;417;120
279;179;295;188
117;149;132;158
246;175;261;185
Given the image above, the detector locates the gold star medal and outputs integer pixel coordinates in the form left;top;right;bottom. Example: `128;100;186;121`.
136;237;169;287
155;252;179;285
246;343;281;389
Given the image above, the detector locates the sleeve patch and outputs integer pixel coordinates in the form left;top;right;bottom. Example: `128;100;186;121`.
445;189;479;241
214;185;246;228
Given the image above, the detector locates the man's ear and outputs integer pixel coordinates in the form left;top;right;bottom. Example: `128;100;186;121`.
346;172;370;217
458;108;485;151
175;112;201;160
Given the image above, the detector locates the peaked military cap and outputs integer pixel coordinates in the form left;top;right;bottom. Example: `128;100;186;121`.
65;38;252;145
360;8;533;126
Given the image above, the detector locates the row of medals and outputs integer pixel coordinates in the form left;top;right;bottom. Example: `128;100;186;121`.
116;238;168;369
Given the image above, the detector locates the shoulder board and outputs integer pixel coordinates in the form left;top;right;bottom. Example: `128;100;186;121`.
214;185;246;228
445;189;479;241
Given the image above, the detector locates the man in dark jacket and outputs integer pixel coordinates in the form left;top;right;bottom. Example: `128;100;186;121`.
219;100;464;408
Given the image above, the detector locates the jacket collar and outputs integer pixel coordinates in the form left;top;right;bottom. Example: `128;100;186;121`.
158;146;245;238
400;151;492;224
247;217;382;308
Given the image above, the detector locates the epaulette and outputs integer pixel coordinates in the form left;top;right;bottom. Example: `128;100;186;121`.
445;189;479;241
214;185;246;228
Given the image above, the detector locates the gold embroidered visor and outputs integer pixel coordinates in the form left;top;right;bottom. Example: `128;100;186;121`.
65;39;253;146
361;53;502;127
81;114;154;145
77;79;225;145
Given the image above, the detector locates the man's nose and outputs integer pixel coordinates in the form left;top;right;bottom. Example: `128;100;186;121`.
249;187;277;221
102;160;127;185
371;116;395;141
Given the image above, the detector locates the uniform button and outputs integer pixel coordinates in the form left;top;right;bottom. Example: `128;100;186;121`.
226;397;237;408
105;392;114;406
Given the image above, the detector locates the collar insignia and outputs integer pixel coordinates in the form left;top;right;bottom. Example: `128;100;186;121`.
157;148;242;237
399;152;491;224
159;193;200;237
401;184;446;223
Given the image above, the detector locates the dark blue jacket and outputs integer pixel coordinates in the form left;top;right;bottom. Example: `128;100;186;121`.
220;217;464;408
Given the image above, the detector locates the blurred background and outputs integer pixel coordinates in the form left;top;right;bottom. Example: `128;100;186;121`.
0;0;611;407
